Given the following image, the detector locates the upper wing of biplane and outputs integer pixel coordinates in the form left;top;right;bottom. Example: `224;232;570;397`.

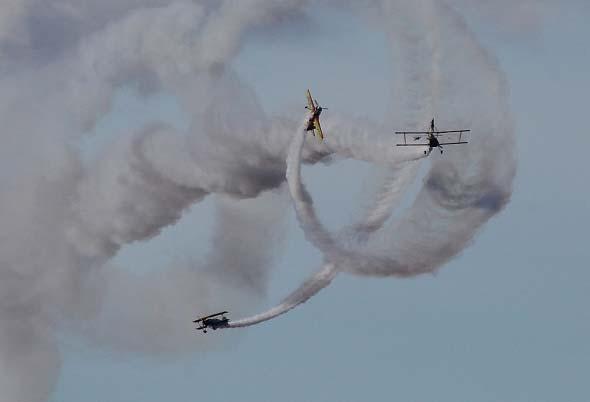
394;129;470;136
192;311;228;323
433;129;470;144
306;89;315;111
431;129;471;136
394;131;428;146
395;129;470;146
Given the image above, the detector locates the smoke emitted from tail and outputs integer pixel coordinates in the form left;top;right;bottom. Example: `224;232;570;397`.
0;1;520;401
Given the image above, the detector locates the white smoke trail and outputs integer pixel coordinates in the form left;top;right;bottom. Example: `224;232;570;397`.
228;0;443;327
227;262;337;328
281;115;425;276
350;0;516;277
230;0;517;326
229;118;339;327
228;118;389;328
286;0;516;280
230;115;424;327
228;0;448;327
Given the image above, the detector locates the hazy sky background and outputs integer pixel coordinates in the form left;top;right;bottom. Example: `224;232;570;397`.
47;2;590;401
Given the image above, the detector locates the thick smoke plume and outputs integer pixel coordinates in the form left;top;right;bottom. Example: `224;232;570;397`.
0;0;522;401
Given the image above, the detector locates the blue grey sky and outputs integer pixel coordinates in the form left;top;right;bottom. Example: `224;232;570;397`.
50;3;589;402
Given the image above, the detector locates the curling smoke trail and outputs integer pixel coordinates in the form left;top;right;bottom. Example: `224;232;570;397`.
230;115;425;327
229;0;447;327
295;0;516;280
227;263;337;328
231;0;516;326
229;117;414;327
229;119;339;328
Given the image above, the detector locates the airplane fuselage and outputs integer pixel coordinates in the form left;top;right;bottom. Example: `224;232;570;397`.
426;133;443;155
203;317;229;330
305;107;322;131
429;134;440;148
194;311;230;333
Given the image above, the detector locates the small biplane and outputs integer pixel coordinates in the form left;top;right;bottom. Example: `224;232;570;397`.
304;89;327;141
395;118;470;156
193;311;230;333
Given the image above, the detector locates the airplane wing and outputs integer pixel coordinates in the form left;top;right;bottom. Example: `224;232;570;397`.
395;130;470;136
395;131;427;146
192;311;228;323
397;141;468;146
432;129;471;136
306;89;315;111
313;117;324;141
433;130;470;144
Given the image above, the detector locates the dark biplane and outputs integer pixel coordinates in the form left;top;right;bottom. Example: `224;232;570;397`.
193;311;230;333
395;118;470;156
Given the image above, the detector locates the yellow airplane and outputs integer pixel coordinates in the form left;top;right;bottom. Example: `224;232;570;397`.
304;89;326;141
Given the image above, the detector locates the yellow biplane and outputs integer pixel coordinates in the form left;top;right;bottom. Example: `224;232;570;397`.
304;89;327;141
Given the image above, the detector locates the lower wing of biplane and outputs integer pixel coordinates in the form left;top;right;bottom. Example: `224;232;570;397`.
311;116;324;140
